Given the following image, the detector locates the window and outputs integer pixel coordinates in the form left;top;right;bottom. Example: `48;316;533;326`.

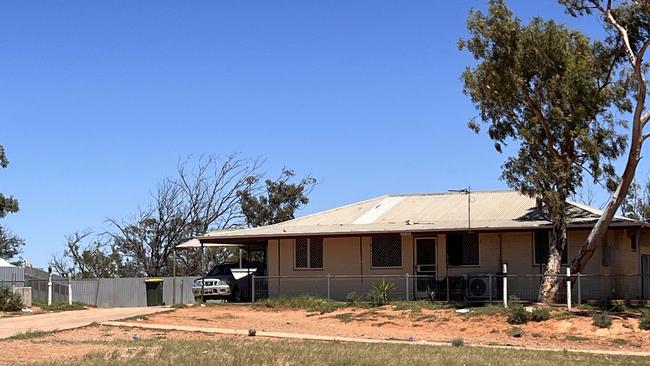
630;232;638;252
447;232;479;266
533;231;568;265
294;237;323;269
371;235;402;267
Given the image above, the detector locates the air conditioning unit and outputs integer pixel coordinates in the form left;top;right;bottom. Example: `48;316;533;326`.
464;274;500;300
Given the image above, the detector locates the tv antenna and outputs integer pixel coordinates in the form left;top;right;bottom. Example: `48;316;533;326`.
449;186;472;231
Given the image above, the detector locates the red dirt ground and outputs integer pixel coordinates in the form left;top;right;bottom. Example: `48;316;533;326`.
139;304;650;352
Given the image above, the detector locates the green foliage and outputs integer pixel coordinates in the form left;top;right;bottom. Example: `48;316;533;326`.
458;0;631;300
239;168;317;228
0;286;23;312
507;326;525;338
345;292;364;306
507;298;529;325
424;286;436;303
593;312;613;328
6;330;52;340
621;179;650;222
33;300;86;311
450;338;465;347
372;280;395;305
255;295;345;314
531;307;551;322
0;145;21;262
638;315;650;330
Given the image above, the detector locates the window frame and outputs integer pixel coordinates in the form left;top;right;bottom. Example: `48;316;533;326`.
446;232;480;267
370;234;403;269
293;237;324;270
532;230;568;266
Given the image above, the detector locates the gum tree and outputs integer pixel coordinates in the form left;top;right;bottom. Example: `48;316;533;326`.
0;145;22;261
559;0;650;274
459;0;629;302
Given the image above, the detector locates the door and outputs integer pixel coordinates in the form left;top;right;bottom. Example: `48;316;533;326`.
643;255;650;300
415;237;437;296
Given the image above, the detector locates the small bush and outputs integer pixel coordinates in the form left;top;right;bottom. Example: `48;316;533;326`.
0;287;23;312
372;280;395;305
531;307;550;322
638;316;650;330
507;326;524;338
345;292;364;306
36;300;86;312
506;298;529;325
592;312;612;328
255;296;345;314
450;338;464;347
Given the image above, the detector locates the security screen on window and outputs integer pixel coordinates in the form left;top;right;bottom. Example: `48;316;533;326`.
446;232;479;266
371;235;402;267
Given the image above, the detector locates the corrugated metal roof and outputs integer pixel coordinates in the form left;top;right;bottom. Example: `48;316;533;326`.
196;190;639;242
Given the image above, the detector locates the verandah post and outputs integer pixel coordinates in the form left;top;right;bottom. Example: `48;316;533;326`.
566;267;572;310
326;274;331;299
251;275;256;303
405;273;410;301
576;273;582;305
502;264;508;308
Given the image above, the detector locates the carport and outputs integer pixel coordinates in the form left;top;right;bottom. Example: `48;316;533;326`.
174;238;267;302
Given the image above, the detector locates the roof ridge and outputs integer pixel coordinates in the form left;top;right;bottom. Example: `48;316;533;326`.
386;189;517;197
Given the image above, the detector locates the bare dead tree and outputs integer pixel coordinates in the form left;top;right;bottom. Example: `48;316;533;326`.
107;155;262;277
50;230;123;278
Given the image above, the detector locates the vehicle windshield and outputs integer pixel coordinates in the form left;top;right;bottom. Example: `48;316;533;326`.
206;265;234;276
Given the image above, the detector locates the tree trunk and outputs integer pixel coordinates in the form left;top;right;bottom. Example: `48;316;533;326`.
571;97;645;273
538;204;568;304
571;32;647;273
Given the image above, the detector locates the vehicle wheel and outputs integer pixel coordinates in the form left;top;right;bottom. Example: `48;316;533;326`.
229;286;242;302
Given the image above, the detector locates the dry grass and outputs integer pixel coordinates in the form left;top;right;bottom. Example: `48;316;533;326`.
29;337;650;366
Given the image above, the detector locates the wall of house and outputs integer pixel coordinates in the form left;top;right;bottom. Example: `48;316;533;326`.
263;228;647;300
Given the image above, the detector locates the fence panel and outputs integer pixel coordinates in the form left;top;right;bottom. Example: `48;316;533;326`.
0;267;24;284
253;273;649;305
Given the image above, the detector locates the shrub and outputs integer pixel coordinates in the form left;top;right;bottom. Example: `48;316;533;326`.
450;338;464;347
531;307;550;322
592;312;612;328
507;326;524;338
639;316;650;330
425;286;436;303
372;280;395;304
506;298;529;325
346;292;364;306
0;286;23;312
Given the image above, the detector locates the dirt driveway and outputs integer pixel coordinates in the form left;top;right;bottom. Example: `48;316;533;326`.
0;307;169;339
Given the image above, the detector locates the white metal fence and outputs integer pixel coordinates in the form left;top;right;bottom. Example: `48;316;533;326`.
252;271;650;307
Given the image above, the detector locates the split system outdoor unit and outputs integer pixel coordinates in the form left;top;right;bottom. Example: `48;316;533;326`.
463;273;502;300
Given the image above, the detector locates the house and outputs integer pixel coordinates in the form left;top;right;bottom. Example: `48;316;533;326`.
180;190;650;302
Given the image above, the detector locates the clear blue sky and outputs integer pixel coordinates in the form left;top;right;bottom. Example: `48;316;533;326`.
0;1;641;267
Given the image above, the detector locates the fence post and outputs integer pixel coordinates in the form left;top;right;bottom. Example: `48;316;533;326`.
251;275;256;303
502;264;508;308
326;274;331;299
68;273;72;306
180;279;184;304
488;273;493;305
577;273;582;305
405;273;410;301
566;267;572;310
11;273;16;290
47;271;53;306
